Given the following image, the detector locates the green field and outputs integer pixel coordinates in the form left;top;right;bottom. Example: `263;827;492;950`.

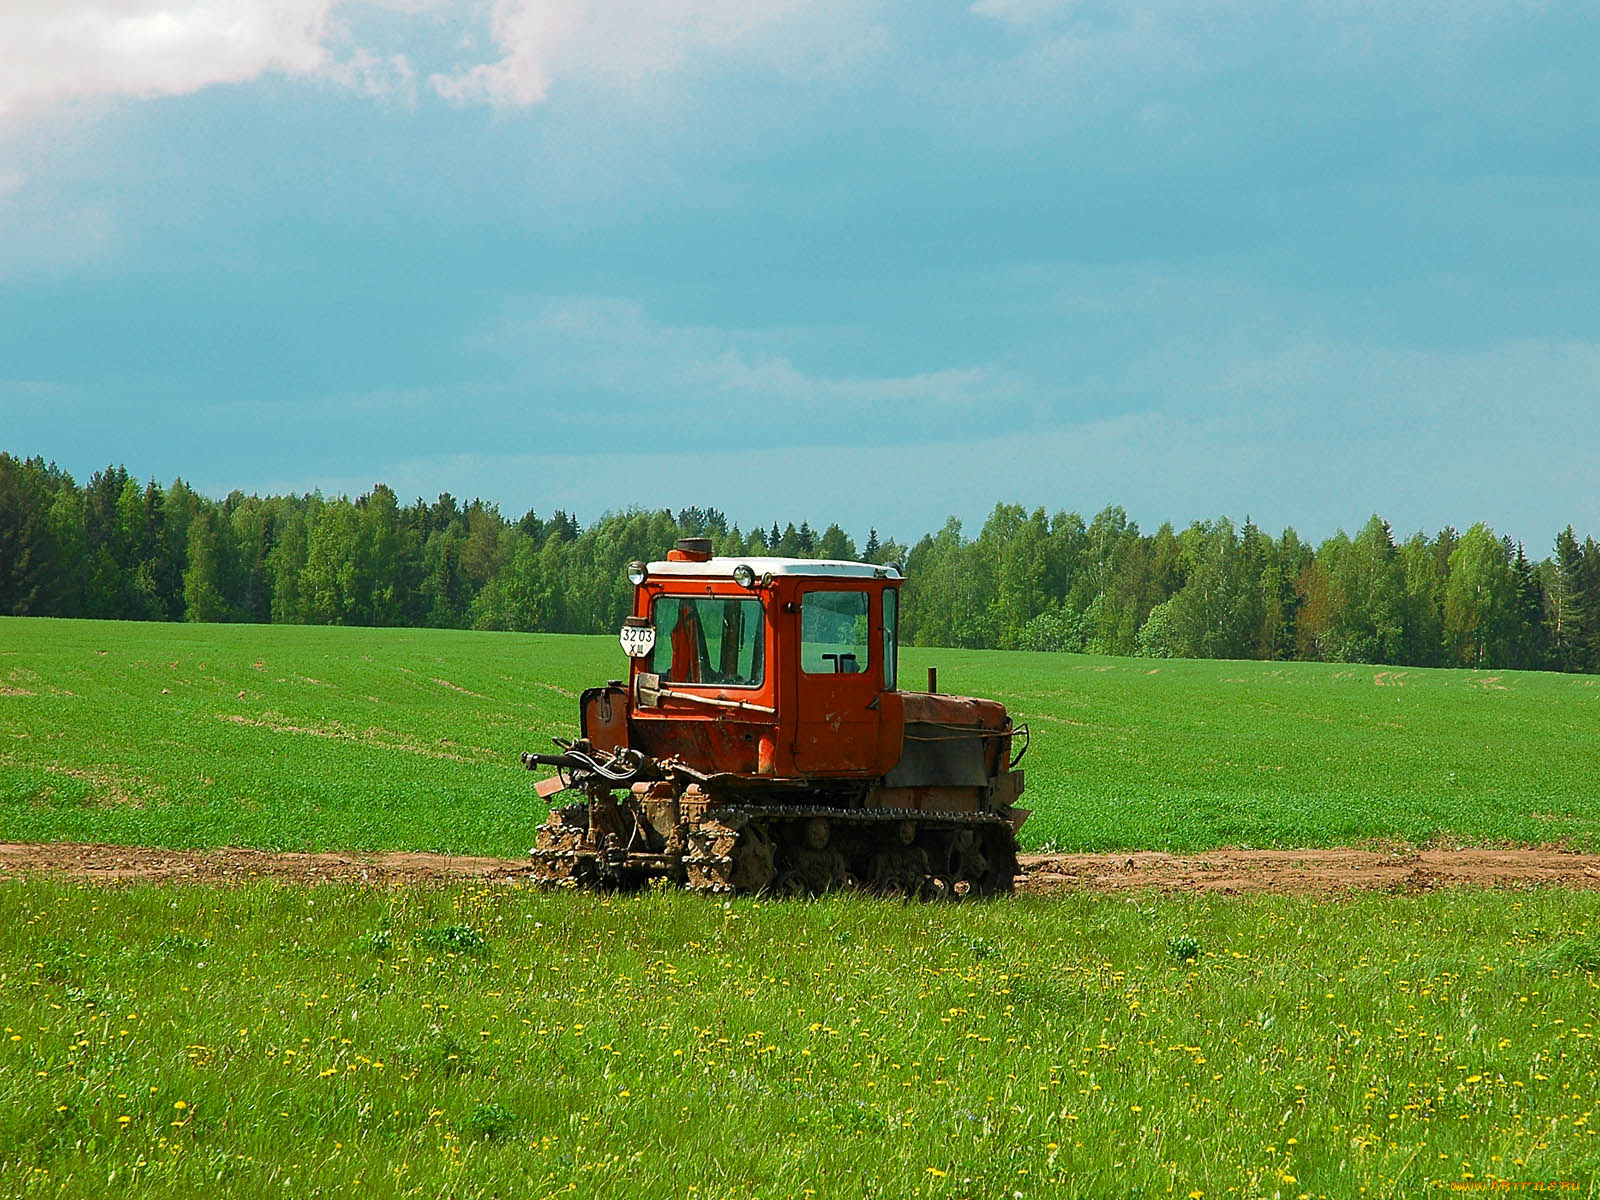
4;618;1600;1198
1;616;1597;855
3;880;1597;1198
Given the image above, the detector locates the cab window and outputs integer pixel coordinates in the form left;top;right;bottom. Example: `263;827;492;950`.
651;595;764;686
801;590;872;675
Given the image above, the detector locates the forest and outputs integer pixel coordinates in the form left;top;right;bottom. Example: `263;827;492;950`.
3;452;1599;674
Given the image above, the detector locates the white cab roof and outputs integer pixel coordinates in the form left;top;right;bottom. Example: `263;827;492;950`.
645;556;902;580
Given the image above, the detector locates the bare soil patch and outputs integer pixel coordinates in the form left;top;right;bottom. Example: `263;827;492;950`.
1018;847;1600;894
0;842;538;886
3;842;1600;893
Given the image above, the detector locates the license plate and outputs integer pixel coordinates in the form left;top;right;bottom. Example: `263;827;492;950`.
619;623;656;659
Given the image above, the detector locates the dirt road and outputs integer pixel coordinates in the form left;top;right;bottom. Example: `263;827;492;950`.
4;841;1600;894
1018;846;1600;894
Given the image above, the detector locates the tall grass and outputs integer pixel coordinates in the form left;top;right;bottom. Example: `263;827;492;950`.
2;880;1596;1197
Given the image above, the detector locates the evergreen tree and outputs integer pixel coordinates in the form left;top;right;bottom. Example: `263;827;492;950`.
1551;526;1589;671
777;522;801;557
548;510;580;542
716;525;746;557
83;466;133;618
0;455;66;615
1576;537;1600;672
419;523;467;628
1507;540;1547;669
516;507;545;541
818;524;854;561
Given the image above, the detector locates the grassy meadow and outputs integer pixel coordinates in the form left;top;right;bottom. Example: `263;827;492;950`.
2;615;1598;855
4;618;1599;1198
3;880;1598;1198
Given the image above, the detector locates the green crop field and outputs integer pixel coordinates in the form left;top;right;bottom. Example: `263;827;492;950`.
5;618;1600;1198
2;616;1599;856
3;880;1598;1198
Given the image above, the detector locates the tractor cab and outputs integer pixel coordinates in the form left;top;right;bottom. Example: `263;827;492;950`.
590;539;906;780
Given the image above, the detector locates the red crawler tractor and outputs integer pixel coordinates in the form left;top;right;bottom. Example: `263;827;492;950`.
523;539;1028;895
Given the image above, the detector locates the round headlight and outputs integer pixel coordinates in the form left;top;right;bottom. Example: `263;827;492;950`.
626;561;647;586
732;562;756;588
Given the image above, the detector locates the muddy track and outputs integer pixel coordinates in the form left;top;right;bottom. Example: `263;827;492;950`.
4;841;1600;894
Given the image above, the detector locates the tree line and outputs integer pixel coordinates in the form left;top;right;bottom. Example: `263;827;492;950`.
3;453;1599;674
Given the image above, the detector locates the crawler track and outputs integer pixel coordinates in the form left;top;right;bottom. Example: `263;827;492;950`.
4;841;1600;893
530;804;1018;897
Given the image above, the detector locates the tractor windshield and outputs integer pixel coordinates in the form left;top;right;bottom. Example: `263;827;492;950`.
651;595;765;687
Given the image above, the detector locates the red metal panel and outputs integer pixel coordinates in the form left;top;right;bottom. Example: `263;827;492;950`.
792;581;888;775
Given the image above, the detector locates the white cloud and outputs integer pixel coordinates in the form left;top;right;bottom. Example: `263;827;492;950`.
0;196;118;276
969;0;1078;28
0;1;330;117
0;0;879;121
0;0;427;121
319;47;419;102
962;0;1552;109
428;0;882;107
698;350;1000;410
486;296;1014;424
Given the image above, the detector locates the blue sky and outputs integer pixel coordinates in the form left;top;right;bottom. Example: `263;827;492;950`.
1;0;1597;549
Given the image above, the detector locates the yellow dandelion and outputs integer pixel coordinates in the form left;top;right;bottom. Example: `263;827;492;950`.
927;1167;946;1178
